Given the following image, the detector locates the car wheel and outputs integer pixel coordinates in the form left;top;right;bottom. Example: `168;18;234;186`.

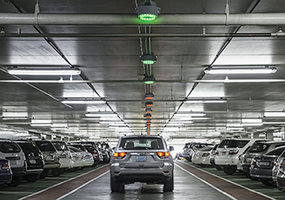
51;169;63;177
40;169;50;179
163;176;174;192
223;166;237;175
110;177;124;192
261;179;274;186
7;176;22;187
26;174;40;182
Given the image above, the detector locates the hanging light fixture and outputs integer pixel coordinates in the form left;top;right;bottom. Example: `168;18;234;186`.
145;113;152;118
140;53;157;65
145;107;152;113
8;66;81;76
136;1;160;21
145;92;154;100
204;66;277;74
145;101;153;107
143;75;156;84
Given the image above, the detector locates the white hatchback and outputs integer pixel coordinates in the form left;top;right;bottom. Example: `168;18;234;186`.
215;138;265;175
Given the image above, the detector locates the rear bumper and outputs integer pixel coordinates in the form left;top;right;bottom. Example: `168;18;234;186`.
11;166;26;177
26;168;44;175
44;162;60;169
0;174;12;184
110;162;173;184
250;168;272;180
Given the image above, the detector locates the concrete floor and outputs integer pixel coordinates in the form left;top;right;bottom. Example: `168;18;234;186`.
59;163;233;200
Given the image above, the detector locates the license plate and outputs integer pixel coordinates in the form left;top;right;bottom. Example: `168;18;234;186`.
259;161;269;166
9;160;17;165
136;155;147;162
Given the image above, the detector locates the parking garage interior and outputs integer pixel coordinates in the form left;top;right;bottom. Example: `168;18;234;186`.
1;0;285;199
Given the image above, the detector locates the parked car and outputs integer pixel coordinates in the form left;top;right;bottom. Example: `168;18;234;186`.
241;140;284;178
192;145;214;166
272;149;285;185
276;157;285;190
68;145;94;169
51;141;73;176
182;142;192;161
95;142;110;163
34;140;60;178
210;144;221;170
15;140;44;182
110;135;174;192
68;143;95;167
250;146;285;185
80;144;100;165
68;146;86;171
0;159;12;185
0;140;26;186
215;138;264;175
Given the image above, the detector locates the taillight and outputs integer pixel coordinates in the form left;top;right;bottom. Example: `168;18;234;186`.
273;158;277;166
229;150;239;155
113;152;126;159
251;158;256;166
215;150;219;155
1;161;10;170
157;152;171;158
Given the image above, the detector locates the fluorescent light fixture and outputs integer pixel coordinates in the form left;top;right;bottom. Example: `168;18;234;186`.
31;119;51;124
51;123;68;128
185;98;226;103
8;67;81;76
136;1;160;21
242;123;263;126
62;100;105;104
242;119;262;123
86;112;116;117
264;112;285;117
175;112;206;117
30;123;52;127
204;66;277;74
2;112;28;119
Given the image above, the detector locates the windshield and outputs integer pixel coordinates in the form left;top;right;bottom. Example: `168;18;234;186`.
248;143;270;153
0;141;21;153
219;140;249;148
35;141;56;151
265;147;285;156
119;137;164;150
52;142;69;151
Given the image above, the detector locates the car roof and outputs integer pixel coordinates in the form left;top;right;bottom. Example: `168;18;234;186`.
120;135;162;139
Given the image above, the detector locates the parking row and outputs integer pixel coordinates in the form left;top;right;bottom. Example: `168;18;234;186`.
0;139;112;187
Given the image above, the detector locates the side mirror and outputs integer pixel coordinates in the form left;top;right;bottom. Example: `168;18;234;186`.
169;146;174;151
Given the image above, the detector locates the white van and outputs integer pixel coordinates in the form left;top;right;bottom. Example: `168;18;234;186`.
215;138;265;175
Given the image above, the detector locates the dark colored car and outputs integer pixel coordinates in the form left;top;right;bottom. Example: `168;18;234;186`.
82;144;100;165
15;140;44;182
110;135;174;192
0;159;12;185
250;146;285;185
242;140;285;177
34;140;60;178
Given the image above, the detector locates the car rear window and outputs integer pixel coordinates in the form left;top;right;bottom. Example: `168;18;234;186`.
35;141;56;151
17;142;39;152
248;143;270;153
119;137;164;150
52;142;69;151
265;147;285;156
0;141;21;153
219;140;249;148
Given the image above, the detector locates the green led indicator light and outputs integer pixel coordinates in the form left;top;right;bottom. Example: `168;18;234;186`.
139;14;157;21
144;81;155;85
142;60;156;65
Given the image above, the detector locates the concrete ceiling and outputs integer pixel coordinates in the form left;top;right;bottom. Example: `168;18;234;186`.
1;0;285;140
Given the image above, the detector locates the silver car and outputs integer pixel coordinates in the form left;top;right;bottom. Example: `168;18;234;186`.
109;135;174;192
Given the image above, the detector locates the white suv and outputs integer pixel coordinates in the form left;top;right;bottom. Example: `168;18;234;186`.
109;135;174;192
0;140;27;186
215;138;264;175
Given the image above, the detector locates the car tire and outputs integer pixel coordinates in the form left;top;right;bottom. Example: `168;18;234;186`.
110;177;124;192
223;166;237;175
7;175;22;187
261;179;274;186
163;176;174;192
51;168;63;177
26;174;40;182
40;169;50;179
